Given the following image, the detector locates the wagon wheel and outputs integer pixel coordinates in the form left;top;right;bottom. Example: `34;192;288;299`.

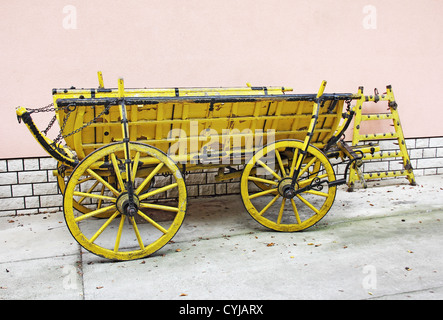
241;139;336;232
63;142;187;260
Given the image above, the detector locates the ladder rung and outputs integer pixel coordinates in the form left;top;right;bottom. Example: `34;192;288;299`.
358;133;398;140
363;151;403;160
361;113;395;121
364;170;407;179
349;91;416;187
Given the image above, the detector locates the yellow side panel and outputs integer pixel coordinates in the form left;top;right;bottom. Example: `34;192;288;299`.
53;86;343;161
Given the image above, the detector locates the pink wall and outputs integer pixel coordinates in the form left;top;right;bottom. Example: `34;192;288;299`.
2;0;443;158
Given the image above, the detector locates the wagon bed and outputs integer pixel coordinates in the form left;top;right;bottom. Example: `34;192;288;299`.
52;84;353;163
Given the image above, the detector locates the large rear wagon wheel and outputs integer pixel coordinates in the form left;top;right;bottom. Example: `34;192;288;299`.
63;142;187;260
241;140;336;232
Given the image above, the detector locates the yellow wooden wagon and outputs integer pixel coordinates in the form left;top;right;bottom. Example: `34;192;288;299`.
16;72;409;260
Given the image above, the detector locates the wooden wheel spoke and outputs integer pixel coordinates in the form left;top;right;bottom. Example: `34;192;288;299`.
74;204;116;222
289;149;299;177
248;176;278;186
296;194;320;214
129;217;145;250
77;176;93;185
256;159;281;180
298;157;317;178
290;199;302;224
97;185;105;209
73;191;116;202
138;182;177;201
110;153;126;191
139;202;179;212
135;162;164;195
114;214;126;252
275;150;287;178
77;180;100;205
277;198;286;225
131;151;141;181
86;168;120;196
258;194;280;216
248;187;278;200
88;211;120;244
137;210;168;234
304;190;329;197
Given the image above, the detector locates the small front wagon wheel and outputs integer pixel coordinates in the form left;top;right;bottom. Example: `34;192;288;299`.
63;142;187;260
241;140;336;232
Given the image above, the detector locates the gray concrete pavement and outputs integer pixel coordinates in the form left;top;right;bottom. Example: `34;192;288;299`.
1;175;442;300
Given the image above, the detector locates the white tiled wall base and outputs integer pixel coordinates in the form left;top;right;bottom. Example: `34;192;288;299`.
0;158;62;217
0;157;241;217
1;136;442;217
361;136;443;176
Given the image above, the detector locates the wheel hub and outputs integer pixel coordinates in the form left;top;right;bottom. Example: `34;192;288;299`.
116;192;140;216
278;177;297;199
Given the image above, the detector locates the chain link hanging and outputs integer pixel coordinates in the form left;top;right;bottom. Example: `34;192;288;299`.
27;102;111;145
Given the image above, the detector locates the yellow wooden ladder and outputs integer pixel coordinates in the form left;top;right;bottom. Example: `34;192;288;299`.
348;85;416;190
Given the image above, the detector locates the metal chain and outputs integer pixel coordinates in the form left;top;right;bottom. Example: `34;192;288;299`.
25;102;63;136
54;104;111;144
42;114;58;136
28;101;111;144
27;102;59;113
345;98;352;111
